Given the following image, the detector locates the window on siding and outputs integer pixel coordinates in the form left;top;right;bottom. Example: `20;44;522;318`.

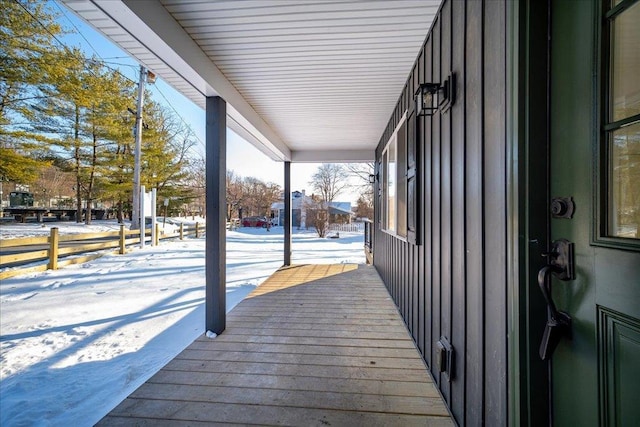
382;151;388;228
397;120;407;236
387;134;396;232
382;113;408;238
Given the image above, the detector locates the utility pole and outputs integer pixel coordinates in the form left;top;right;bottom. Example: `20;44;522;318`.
132;66;147;230
131;66;156;229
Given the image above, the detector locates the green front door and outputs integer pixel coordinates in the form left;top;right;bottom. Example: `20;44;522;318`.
548;0;640;425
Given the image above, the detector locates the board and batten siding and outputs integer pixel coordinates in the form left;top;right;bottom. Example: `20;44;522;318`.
373;0;507;425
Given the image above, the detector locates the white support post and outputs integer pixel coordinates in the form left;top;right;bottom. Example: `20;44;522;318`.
140;185;146;249
151;188;157;246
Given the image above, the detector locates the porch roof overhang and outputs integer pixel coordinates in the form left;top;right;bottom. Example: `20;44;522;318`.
61;0;440;162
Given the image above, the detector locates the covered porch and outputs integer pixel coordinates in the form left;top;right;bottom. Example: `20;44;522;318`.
61;0;456;424
60;0;442;339
56;0;640;424
98;264;453;425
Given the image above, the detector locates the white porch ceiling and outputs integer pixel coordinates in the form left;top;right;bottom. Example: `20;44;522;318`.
62;0;440;162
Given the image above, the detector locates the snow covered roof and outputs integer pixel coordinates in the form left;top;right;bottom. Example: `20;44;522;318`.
329;202;353;215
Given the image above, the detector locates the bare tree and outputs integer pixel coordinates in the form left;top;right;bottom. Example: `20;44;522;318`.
34;166;75;208
310;164;349;204
346;162;374;217
354;195;374;220
308;163;349;237
345;163;374;189
243;177;280;218
226;170;244;220
184;157;206;217
305;194;329;238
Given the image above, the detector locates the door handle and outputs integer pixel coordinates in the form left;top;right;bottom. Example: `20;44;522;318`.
538;239;575;361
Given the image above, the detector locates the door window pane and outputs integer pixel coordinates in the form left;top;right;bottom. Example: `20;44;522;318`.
611;2;640;122
609;122;640;238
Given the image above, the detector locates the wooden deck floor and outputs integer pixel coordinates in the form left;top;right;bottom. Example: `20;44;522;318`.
98;264;453;426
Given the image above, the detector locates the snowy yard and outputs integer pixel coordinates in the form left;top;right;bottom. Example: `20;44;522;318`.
0;220;366;426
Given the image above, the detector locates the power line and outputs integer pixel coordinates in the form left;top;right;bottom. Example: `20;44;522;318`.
52;0;204;153
18;0;204;156
14;0;137;86
101;56;133;60
153;84;205;148
52;0;100;58
51;1;140;81
102;61;139;69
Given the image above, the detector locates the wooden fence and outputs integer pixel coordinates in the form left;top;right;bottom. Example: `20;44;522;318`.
0;223;205;280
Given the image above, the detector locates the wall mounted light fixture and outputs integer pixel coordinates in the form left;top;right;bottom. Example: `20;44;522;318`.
415;83;441;117
415;72;456;117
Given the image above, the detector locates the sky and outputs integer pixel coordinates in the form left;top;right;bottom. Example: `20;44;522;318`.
0;220;366;425
52;1;361;202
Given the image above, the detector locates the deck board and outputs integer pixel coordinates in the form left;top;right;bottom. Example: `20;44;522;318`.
98;264;453;426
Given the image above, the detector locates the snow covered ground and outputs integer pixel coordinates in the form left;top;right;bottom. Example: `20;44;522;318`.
0;220;365;426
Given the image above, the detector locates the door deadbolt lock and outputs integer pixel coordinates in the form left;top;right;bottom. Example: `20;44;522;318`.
551;197;575;219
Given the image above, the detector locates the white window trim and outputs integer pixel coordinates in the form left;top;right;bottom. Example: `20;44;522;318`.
381;112;408;241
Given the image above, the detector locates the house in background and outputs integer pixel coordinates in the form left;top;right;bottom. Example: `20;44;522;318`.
271;190;352;227
62;0;640;425
327;202;352;224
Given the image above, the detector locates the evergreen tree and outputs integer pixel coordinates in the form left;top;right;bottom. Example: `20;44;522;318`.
28;52;135;223
138;101;197;213
0;0;64;183
80;61;135;223
1;0;197;219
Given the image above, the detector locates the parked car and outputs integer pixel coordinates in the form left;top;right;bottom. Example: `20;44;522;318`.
241;216;268;227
